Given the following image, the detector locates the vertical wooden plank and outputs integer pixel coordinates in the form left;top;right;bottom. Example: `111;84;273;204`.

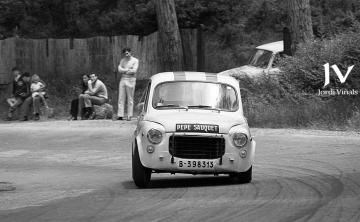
0;38;16;85
0;29;197;83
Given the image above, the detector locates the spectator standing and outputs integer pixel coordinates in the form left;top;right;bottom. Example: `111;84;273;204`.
117;48;139;121
69;74;89;120
6;69;30;120
78;73;108;120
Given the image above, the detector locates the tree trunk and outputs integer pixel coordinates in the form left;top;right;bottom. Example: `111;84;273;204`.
154;0;184;72
197;24;205;72
287;0;313;54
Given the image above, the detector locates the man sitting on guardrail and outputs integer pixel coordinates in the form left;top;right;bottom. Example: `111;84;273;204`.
78;73;108;120
5;68;31;121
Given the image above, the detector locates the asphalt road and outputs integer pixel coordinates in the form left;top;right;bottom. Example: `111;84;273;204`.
0;121;359;222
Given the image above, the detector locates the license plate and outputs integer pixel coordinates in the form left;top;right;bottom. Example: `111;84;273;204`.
176;124;219;133
177;160;215;169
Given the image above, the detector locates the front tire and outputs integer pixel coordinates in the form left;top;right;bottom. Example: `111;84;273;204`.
132;143;151;188
230;166;252;184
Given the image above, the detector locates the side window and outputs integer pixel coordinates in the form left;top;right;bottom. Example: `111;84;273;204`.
271;54;279;68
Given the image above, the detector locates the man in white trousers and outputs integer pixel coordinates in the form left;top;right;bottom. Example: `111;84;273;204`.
117;47;139;121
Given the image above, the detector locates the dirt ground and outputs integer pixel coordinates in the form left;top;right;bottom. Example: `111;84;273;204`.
0;120;359;222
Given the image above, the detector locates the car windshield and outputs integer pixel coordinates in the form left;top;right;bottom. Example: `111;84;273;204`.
152;81;239;112
249;49;272;69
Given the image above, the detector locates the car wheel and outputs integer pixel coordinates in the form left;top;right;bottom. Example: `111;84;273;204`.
132;143;151;188
229;166;252;184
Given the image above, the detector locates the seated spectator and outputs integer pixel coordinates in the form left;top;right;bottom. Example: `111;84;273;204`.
78;73;108;120
20;74;47;121
6;68;30;121
30;74;48;110
69;74;89;120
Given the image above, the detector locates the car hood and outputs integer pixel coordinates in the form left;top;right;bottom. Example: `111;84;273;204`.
144;110;246;134
219;65;264;78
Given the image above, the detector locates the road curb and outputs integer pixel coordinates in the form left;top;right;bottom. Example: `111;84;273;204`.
0;182;16;192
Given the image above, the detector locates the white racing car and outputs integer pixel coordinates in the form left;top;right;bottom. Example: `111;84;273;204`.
132;72;256;188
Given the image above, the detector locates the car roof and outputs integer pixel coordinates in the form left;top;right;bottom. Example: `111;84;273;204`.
256;41;283;53
150;71;239;86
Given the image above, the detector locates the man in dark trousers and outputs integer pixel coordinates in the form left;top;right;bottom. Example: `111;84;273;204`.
6;68;30;120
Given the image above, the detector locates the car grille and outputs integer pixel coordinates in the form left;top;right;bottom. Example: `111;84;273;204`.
169;135;225;159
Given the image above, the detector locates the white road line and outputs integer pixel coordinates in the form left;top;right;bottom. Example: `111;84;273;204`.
0;150;30;158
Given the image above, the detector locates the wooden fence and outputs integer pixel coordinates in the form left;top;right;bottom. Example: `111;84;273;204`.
0;29;200;85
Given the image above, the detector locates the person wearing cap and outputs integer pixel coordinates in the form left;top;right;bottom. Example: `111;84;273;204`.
117;47;139;121
78;73;108;120
5;68;30;121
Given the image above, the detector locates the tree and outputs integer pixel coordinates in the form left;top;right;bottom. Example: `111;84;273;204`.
287;0;314;54
154;0;184;71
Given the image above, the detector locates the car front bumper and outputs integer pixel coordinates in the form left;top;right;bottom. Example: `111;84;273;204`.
135;132;255;174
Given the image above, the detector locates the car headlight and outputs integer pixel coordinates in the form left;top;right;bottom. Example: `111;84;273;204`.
232;133;248;147
147;129;163;144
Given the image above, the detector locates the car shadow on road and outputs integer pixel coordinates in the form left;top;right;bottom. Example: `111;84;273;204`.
122;175;248;189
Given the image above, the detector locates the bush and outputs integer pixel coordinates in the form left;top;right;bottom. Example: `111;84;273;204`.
279;30;360;91
233;31;360;130
236;75;322;128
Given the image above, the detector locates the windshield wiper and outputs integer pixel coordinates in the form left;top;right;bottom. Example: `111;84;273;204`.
188;105;212;109
188;105;221;112
155;104;188;110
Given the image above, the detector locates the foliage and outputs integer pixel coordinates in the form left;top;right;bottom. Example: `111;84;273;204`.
311;0;360;37
233;31;360;130
279;30;360;92
234;74;359;130
0;0;359;40
0;0;359;70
